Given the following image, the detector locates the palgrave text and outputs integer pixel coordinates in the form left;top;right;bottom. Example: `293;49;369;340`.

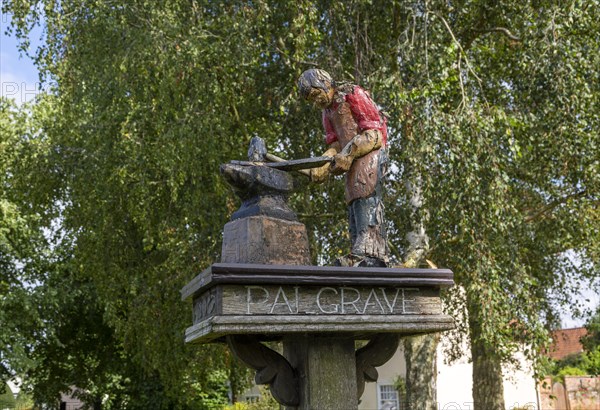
219;285;442;316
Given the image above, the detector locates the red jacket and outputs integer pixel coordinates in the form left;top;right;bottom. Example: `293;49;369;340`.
321;85;387;203
322;86;387;147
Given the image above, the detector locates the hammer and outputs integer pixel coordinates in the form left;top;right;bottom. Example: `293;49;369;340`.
233;137;331;177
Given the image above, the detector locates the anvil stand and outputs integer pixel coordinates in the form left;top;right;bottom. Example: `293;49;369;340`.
182;139;454;409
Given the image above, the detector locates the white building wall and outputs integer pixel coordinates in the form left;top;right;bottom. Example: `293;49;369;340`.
437;352;474;410
502;354;538;410
359;346;406;410
359;338;539;410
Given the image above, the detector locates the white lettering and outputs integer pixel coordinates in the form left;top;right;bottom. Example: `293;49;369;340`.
362;288;385;314
341;287;361;314
294;286;300;314
441;403;462;410
380;288;400;313
22;82;39;102
401;288;419;314
3;82;18;97
243;285;424;316
269;287;294;314
316;287;339;313
246;286;270;314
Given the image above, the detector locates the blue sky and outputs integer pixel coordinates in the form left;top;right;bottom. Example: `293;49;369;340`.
1;12;46;105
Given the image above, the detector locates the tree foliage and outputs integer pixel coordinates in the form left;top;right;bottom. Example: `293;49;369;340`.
581;306;600;352
1;97;53;387
552;348;600;380
2;0;599;408
546;309;600;384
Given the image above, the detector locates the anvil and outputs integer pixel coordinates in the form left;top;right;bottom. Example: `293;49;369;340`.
220;137;330;221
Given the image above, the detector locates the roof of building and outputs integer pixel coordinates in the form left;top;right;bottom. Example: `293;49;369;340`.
548;327;588;360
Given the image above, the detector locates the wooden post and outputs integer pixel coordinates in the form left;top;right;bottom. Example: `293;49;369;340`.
284;335;357;410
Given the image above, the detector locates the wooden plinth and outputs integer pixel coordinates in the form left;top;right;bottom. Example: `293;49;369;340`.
221;216;311;265
181;263;454;344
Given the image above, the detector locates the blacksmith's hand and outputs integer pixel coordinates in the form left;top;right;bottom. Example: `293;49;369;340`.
331;153;353;175
310;163;331;183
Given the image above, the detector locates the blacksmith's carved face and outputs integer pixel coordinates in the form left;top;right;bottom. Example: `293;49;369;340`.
305;85;335;110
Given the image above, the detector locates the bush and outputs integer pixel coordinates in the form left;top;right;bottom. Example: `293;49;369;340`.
223;387;279;410
554;366;587;383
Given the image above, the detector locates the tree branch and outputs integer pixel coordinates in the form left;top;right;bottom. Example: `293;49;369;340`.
273;44;319;68
474;27;521;42
524;190;588;223
431;12;485;95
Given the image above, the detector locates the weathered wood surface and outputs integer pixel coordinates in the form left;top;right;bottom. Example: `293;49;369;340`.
181;263;454;301
183;264;455;344
283;335;357;410
185;314;454;344
219;285;442;317
220;218;311;265
191;285;443;324
356;334;401;398
227;335;299;406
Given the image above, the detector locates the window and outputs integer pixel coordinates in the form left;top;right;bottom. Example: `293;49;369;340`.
243;394;260;403
378;384;400;410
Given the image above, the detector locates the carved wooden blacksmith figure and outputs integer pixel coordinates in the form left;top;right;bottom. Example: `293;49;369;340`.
298;69;390;267
183;71;455;408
